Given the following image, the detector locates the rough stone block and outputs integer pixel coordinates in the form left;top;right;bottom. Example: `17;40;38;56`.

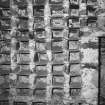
69;52;80;63
18;65;31;75
36;42;46;52
34;30;46;39
0;75;9;88
19;41;29;53
51;18;65;28
0;88;9;100
17;75;30;88
0;0;10;8
69;29;79;39
52;29;63;38
51;5;64;16
35;77;47;89
16;88;32;96
0;65;11;75
52;88;64;98
70;76;81;88
0;54;11;64
33;5;44;17
33;89;46;100
38;53;49;64
17;19;28;30
52;41;63;52
17;54;30;64
53;76;64;87
53;53;68;64
52;65;64;76
0;30;11;40
69;41;79;50
35;65;48;77
69;64;81;76
70;88;81;97
34;17;44;29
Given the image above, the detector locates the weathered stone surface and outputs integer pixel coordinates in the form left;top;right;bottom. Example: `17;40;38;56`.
53;76;64;87
53;65;64;76
33;89;46;100
35;65;48;77
35;77;47;89
0;0;102;104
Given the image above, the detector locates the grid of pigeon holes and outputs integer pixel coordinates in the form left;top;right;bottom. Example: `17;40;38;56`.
0;0;97;105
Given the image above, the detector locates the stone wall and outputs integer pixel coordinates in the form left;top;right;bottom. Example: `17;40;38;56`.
0;0;105;105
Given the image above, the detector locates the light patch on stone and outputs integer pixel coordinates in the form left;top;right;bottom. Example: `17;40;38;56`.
19;76;29;83
81;68;93;89
97;0;105;9
64;73;70;99
79;2;86;11
29;39;35;71
11;50;17;70
81;68;96;84
81;48;98;64
46;50;52;61
81;68;98;105
80;26;91;32
90;31;105;37
91;70;98;88
80;36;98;43
81;87;98;105
29;74;36;88
9;73;17;80
63;0;69;7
